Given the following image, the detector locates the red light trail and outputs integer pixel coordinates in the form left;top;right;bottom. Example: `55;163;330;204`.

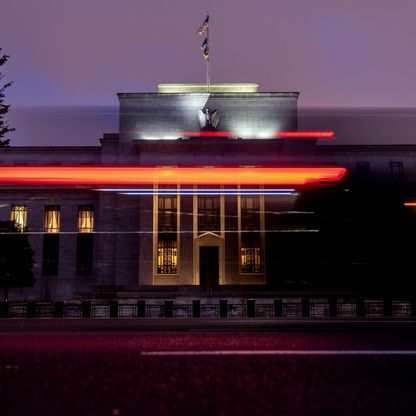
0;166;346;186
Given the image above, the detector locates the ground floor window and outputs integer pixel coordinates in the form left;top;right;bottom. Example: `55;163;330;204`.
157;239;178;274
241;235;261;273
76;233;93;275
42;234;60;275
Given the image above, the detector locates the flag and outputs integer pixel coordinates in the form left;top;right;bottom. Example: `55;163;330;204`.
201;38;209;60
197;15;209;35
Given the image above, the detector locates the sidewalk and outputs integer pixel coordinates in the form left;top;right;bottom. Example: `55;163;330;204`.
2;317;416;332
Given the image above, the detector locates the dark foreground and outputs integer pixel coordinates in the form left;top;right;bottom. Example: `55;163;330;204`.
1;329;416;415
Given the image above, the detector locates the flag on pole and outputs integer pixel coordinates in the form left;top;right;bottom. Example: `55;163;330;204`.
201;38;209;60
197;15;209;35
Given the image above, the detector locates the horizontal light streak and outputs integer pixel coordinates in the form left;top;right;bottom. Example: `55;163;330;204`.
98;188;296;194
121;192;294;196
276;131;335;139
0;166;346;186
157;83;260;93
140;130;335;139
141;350;416;356
0;229;319;235
404;202;416;207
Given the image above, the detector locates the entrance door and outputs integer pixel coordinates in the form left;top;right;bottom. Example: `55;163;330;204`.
199;246;219;296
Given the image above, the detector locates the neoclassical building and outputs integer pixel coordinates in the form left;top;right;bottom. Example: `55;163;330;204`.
1;83;415;300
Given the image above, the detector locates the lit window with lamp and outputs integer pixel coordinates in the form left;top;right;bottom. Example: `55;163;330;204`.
10;205;27;231
77;205;94;233
44;205;60;233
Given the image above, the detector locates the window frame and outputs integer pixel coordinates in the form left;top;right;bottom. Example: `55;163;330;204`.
238;188;265;275
77;205;94;233
153;186;180;277
10;204;28;231
44;205;61;233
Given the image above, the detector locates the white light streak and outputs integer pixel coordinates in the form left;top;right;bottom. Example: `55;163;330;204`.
0;229;319;235
96;188;296;196
141;350;416;356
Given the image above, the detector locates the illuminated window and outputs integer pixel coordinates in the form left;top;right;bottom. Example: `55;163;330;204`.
10;205;27;231
241;238;261;273
77;205;94;233
240;193;262;273
156;189;178;275
198;195;220;234
44;206;60;233
157;239;178;274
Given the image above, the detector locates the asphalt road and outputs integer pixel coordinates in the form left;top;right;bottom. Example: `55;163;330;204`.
1;331;416;415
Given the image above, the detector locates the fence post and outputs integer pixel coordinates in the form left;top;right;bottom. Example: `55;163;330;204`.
0;302;8;318
192;300;200;318
81;301;91;318
219;299;228;318
411;299;416;317
247;299;255;318
109;300;119;318
356;299;365;317
329;298;338;318
27;301;36;318
54;301;64;318
274;299;283;317
383;298;392;317
164;300;173;318
301;298;310;317
137;300;146;318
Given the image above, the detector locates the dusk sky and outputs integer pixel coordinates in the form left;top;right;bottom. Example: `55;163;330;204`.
2;0;416;145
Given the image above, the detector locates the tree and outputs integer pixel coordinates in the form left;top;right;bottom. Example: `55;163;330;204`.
0;48;15;147
0;221;35;302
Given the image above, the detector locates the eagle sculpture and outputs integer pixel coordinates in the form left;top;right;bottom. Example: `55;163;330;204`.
198;107;220;130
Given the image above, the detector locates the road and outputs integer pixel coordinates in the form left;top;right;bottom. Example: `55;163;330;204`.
1;329;416;415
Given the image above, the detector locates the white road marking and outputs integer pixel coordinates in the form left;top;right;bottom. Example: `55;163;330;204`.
141;350;416;356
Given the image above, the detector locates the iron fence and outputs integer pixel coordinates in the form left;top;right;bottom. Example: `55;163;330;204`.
0;299;415;319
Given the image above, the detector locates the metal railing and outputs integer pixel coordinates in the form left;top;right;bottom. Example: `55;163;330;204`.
0;298;415;319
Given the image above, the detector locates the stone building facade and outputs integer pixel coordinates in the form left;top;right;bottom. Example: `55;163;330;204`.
1;84;415;300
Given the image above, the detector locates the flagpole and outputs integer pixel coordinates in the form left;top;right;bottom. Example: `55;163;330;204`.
206;12;210;93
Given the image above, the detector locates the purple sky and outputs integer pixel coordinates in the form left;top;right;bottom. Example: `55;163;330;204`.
2;0;416;145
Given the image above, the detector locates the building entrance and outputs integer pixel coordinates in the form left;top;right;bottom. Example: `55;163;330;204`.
199;246;219;296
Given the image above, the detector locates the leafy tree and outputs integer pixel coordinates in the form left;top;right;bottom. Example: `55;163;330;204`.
0;221;35;302
0;49;14;147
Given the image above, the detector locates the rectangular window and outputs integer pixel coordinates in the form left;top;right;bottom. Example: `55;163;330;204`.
241;195;260;231
240;193;262;273
241;236;261;273
44;206;60;233
157;239;178;274
156;190;178;275
77;205;94;233
76;233;93;275
198;195;220;234
390;161;403;178
158;196;177;232
10;205;27;231
42;234;59;275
